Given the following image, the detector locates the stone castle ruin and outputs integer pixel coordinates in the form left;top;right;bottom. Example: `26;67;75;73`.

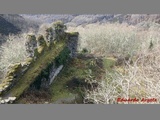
0;21;79;104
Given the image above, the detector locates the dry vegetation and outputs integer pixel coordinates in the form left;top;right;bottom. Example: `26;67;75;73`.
0;34;28;80
1;22;160;104
68;23;160;57
68;23;160;104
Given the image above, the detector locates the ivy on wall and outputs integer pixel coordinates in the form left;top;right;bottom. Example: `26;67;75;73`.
55;47;70;67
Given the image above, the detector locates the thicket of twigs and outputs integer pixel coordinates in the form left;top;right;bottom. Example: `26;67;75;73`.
68;23;160;104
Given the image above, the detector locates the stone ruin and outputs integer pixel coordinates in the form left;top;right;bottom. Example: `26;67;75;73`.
25;34;37;58
0;21;79;104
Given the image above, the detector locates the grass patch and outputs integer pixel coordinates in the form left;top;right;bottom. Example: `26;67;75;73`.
50;56;104;103
103;57;116;72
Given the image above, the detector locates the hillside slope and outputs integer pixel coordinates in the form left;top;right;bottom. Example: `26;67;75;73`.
0;14;40;44
21;14;160;26
0;15;20;35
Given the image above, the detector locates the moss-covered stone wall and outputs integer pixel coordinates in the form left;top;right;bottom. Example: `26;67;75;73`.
0;21;79;104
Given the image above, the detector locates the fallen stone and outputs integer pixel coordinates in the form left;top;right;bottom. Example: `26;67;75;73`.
0;100;5;104
8;97;16;101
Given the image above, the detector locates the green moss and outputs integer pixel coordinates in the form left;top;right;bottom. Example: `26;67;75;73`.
2;81;10;85
67;32;79;37
37;46;45;54
5;76;14;80
27;35;36;41
25;58;34;65
0;83;6;88
149;40;153;49
55;47;70;67
103;57;116;72
26;35;37;48
46;27;53;33
3;77;13;82
33;48;39;57
2;40;66;99
36;35;48;55
37;35;46;46
31;62;54;89
52;21;66;30
6;63;22;77
50;56;104;103
52;21;67;40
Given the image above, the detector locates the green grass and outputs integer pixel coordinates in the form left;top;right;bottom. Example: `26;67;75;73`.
103;57;116;72
3;40;66;98
16;55;116;103
12;52;115;103
50;56;104;103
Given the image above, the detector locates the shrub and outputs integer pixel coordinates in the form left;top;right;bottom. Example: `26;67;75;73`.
68;23;160;57
84;46;160;104
55;47;70;67
0;34;28;75
81;48;88;54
